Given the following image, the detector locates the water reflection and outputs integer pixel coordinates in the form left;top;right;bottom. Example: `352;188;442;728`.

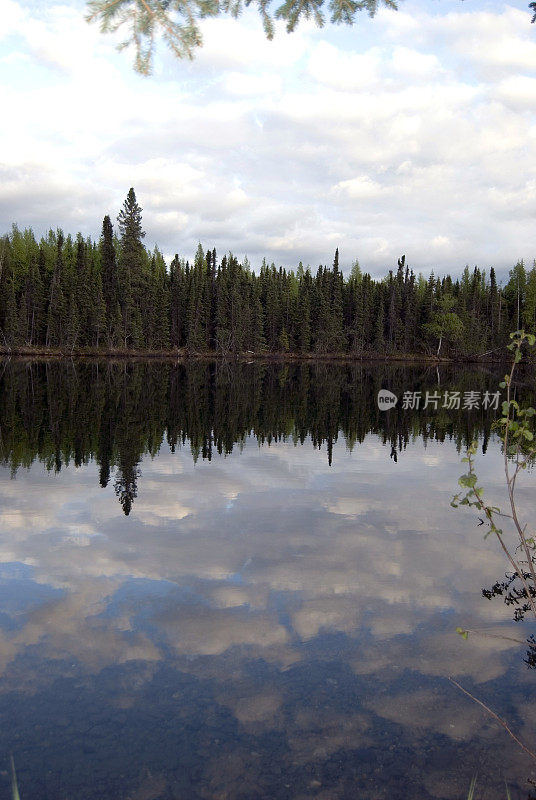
0;359;518;514
0;361;535;798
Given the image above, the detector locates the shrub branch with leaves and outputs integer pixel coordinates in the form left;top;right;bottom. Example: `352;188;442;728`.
452;330;536;619
451;331;536;767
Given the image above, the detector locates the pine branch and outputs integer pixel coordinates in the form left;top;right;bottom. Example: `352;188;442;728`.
86;0;399;73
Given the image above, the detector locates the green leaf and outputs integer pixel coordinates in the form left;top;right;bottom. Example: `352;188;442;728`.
456;627;469;640
459;473;477;488
10;756;20;800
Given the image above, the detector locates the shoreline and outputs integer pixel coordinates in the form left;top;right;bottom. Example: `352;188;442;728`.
0;346;509;365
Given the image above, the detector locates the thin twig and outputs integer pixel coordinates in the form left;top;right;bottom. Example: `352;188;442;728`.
504;348;536;614
448;677;536;762
86;0;125;22
139;0;180;46
476;345;507;358
470;473;535;613
460;629;528;646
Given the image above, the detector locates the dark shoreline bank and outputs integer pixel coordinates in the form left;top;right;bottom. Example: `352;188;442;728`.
0;346;510;365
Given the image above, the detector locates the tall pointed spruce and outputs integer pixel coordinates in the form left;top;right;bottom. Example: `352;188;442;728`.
117;188;145;348
100;215;118;341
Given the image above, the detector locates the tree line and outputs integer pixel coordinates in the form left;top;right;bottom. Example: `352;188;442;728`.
1;188;535;358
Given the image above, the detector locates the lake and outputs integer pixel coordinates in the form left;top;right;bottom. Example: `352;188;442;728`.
0;359;535;799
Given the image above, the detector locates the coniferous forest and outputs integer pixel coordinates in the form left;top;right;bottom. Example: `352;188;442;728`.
1;188;536;359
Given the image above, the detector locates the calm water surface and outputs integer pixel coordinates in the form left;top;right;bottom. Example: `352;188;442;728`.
0;360;535;799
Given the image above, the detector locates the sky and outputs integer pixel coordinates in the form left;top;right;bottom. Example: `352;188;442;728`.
1;0;536;280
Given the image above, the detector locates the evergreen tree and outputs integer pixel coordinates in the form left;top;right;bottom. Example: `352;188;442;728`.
524;262;536;334
46;231;67;348
151;247;170;349
489;267;500;346
186;243;208;352
117;188;146;348
505;260;527;331
0;240;17;347
87;245;107;347
100;215;119;343
330;249;345;351
297;269;312;353
170;254;186;348
373;287;385;353
19;240;44;346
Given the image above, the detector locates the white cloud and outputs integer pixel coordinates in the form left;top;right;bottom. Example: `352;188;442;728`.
223;70;283;96
1;0;25;39
307;41;382;90
0;0;535;275
333;176;387;199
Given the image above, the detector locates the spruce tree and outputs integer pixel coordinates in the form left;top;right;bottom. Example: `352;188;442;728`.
0;250;17;347
19;243;44;346
330;249;345;351
117;188;146;348
152;247;170;349
505;260;527;331
87;246;107;347
251;281;266;352
523;262;536;334
46;231;67;348
373;287;385;353
170;254;186;348
297;270;312;353
100;215;119;342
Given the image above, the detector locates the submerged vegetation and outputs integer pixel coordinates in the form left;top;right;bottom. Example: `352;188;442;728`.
1;189;536;359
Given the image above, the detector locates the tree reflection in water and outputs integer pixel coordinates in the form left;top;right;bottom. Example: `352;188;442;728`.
0;359;516;515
